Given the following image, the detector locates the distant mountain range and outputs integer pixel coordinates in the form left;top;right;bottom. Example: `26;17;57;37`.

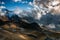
0;7;60;28
0;8;36;23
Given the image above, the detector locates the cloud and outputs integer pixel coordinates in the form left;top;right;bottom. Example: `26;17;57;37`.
27;7;31;10
29;2;33;5
0;12;6;16
2;2;5;4
22;1;28;3
13;0;28;3
0;6;6;9
13;7;23;15
51;0;60;6
0;6;6;16
46;24;56;29
13;0;22;2
0;2;5;4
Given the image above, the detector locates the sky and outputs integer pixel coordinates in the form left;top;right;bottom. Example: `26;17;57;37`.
0;0;33;11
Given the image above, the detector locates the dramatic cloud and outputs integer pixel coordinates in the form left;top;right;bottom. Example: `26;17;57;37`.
51;0;60;6
32;0;60;30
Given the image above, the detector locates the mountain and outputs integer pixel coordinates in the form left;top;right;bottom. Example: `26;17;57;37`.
0;8;33;23
0;8;9;21
0;8;19;22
